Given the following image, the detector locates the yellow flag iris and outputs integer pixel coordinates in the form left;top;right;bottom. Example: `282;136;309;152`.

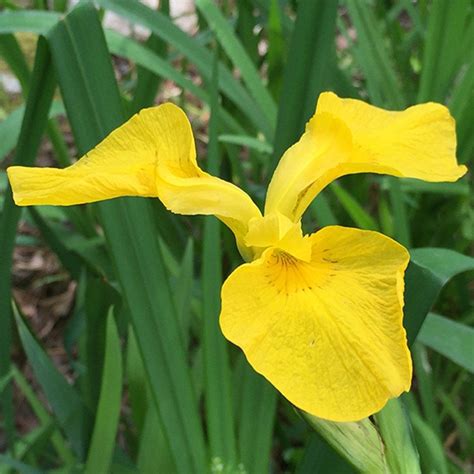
7;92;467;422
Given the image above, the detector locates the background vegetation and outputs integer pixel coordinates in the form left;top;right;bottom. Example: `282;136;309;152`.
0;0;472;472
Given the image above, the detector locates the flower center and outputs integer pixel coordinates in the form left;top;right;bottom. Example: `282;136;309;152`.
244;212;312;262
263;249;331;295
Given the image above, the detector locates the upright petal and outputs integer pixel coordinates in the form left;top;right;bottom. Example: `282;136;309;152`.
8;103;261;241
265;92;467;221
220;226;412;422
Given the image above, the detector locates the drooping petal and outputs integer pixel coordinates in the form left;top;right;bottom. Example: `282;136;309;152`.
265;92;467;221
220;225;412;422
7;103;261;241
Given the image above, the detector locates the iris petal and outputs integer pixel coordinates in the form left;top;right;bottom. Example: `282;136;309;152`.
220;225;412;422
265;92;467;222
8;103;261;243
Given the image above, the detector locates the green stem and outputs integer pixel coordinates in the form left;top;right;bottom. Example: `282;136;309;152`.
302;411;387;473
375;399;421;474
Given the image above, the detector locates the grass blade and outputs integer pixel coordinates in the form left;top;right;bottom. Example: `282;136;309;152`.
412;343;442;439
127;327;175;472
218;134;272;155
343;0;411;246
266;0;286;100
418;313;474;373
12;366;75;466
85;310;123;474
0;456;42;474
130;0;169;113
374;399;421;474
137;403;175;473
236;362;277;474
0;101;65;162
105;30;244;135
270;0;338;173
0;34;30;91
408;410;450;474
404;248;474;344
302;412;388;473
330;183;379;231
47;5;207;471
96;0;273;138
78;274;119;411
0;10;59;35
201;47;236;464
13;303;92;459
0;106;25;161
345;0;406;108
295;434;354;474
417;0;470;102
173;239;195;346
196;0;277;129
0;36;56;453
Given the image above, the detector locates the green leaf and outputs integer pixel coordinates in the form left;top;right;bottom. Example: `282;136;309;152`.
136;403;175;473
0;10;59;34
78;274;119;411
330;183;379;231
266;0;286;100
410;248;474;284
0;456;42;474
105;30;243;135
409;410;450;474
12;422;58;463
14;303;92;459
418;0;471;102
404;248;474;344
399;179;470;196
85;310;123;474
0;34;31;91
196;0;277;130
126;326;148;436
418;313;474;373
130;1;168;113
0;105;25;161
201;47;236;464
12;366;75;466
126;325;175;471
345;0;406;108
302;412;388;473
0;9;245;136
343;0;411;246
28;207;83;279
374;399;421;474
411;344;442;439
270;0;339;173
295;434;355;474
236;362;277;474
46;5;207;471
174;240;195;347
0;101;65;162
450;59;474;164
0;36;56;453
96;0;273;138
218;134;273;155
309;192;338;227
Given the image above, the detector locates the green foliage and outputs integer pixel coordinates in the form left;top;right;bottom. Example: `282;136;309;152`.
0;0;472;472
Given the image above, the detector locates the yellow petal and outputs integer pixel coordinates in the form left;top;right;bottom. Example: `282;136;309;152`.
7;103;261;241
265;92;467;221
244;212;312;261
220;226;412;422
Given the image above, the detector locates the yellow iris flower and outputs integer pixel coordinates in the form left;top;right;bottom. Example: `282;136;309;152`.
7;92;466;422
